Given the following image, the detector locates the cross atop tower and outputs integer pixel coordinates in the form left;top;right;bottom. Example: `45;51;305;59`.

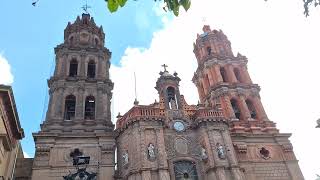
81;0;91;14
161;64;168;72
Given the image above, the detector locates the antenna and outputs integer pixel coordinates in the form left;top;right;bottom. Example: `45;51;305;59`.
134;72;139;105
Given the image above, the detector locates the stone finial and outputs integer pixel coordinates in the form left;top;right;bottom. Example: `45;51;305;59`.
202;25;211;33
134;98;139;105
116;112;122;118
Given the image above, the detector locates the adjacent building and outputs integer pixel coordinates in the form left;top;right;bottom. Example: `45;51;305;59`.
0;85;24;180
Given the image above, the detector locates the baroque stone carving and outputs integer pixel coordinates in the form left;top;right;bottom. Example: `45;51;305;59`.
216;143;226;159
147;143;156;160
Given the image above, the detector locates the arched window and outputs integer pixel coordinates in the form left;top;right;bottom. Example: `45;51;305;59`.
85;96;95;119
174;160;198;180
167;87;177;109
220;67;227;82
231;99;241;119
246;99;257;119
234;68;242;82
87;61;96;78
64;95;76;120
207;47;212;55
69;59;78;77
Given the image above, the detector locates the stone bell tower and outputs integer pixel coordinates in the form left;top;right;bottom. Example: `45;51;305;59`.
31;13;115;180
192;25;304;180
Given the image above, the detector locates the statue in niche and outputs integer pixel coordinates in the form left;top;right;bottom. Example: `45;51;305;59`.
122;151;129;165
147;143;156;159
216;143;226;159
201;146;208;160
169;98;177;109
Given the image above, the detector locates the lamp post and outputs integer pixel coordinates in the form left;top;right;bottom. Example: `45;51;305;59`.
63;149;97;180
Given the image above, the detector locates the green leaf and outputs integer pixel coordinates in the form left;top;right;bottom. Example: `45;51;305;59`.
179;0;191;11
107;0;119;13
118;0;127;7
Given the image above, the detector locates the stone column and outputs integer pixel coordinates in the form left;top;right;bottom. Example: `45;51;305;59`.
216;167;227;180
97;56;103;79
159;170;170;180
221;129;245;180
238;96;251;120
201;77;209;96
80;54;86;78
222;96;236;119
75;88;84;120
253;96;268;121
206;68;214;87
241;67;252;84
196;84;205;103
141;171;152;180
213;65;223;83
226;65;237;83
96;88;103;119
54;88;64;119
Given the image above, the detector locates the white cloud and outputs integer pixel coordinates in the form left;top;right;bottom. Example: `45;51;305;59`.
23;151;31;158
111;0;320;179
0;54;14;85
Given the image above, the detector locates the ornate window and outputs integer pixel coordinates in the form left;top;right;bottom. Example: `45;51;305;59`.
220;67;227;82
231;99;241;119
87;60;96;78
246;99;257;119
85;96;95;119
174;160;198;180
64;95;76;120
69;59;78;77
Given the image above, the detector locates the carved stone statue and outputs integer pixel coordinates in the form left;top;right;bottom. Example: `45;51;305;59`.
169;99;177;109
216;143;226;159
147;143;156;159
201;146;208;160
122;151;129;164
316;118;320;128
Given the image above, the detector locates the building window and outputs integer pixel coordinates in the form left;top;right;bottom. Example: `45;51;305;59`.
220;67;227;82
85;96;95;119
234;68;242;82
87;61;96;78
174;160;198;180
231;99;241;119
64;95;76;120
167;86;177;109
69;59;78;77
246;99;257;119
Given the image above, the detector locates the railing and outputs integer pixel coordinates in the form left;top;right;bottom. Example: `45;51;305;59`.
117;106;164;128
195;109;224;119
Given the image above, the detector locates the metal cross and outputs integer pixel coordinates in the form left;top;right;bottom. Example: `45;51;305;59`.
82;0;91;14
161;64;168;72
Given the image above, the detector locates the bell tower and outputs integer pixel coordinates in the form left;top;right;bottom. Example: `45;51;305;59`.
192;25;271;128
32;14;115;180
192;25;304;180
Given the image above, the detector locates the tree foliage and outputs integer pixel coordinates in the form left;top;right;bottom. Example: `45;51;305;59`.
105;0;191;16
303;0;320;16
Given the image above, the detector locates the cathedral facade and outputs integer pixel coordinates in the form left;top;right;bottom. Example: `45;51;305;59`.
15;14;304;180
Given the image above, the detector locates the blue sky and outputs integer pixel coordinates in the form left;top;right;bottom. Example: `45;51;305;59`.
0;0;165;157
1;0;320;179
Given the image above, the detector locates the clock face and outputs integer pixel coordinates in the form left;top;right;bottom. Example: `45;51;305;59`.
173;121;185;132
